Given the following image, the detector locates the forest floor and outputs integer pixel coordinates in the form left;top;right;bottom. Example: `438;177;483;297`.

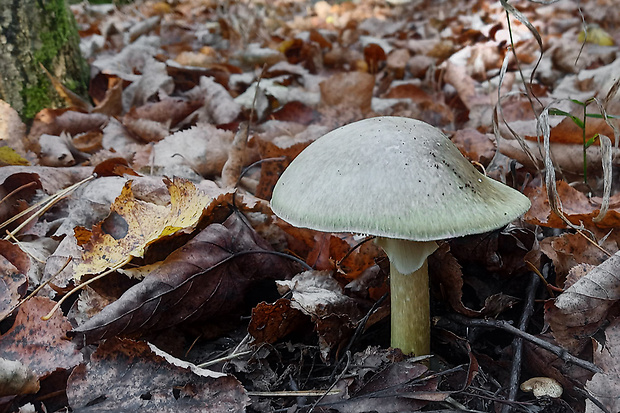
2;0;620;412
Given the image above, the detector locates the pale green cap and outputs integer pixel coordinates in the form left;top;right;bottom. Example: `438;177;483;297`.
271;116;530;242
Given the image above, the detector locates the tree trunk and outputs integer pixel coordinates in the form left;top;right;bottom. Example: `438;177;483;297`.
0;0;89;120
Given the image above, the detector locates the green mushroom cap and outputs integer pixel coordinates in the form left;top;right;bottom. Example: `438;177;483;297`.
271;116;530;242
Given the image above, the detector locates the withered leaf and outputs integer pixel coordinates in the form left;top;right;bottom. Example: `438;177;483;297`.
0;240;29;320
67;338;248;413
525;180;620;229
277;270;363;360
586;317;620;413
540;233;612;283
74;177;210;280
0;297;82;378
70;212;294;344
248;298;307;344
321;361;445;412
546;251;620;354
319;72;374;114
431;243;522;317
255;138;309;200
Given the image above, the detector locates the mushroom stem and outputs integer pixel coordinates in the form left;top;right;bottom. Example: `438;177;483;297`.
389;259;430;355
376;238;438;356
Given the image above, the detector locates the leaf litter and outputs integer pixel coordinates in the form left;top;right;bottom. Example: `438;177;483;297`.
1;0;620;412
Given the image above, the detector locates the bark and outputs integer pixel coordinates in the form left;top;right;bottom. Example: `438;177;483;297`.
0;0;88;120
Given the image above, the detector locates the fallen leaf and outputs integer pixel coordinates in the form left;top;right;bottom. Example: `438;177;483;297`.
540;233;613;284
0;358;40;397
149;123;234;178
321;360;445;412
67;338;248;412
451;128;496;165
71;212;294;344
524;180;620;229
74;177;210;279
28;109;108;143
586;317;620;412
248;298;307;344
319;72;375;113
546;251;620;354
276;270;363;360
0;240;29;321
0;297;82;378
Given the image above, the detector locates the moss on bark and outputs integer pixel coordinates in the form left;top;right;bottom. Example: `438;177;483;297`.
0;0;89;120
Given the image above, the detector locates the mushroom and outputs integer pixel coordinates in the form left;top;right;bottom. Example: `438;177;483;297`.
270;116;531;356
520;377;563;398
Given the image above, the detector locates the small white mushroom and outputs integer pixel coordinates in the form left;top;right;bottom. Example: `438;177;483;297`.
520;377;563;398
271;117;531;355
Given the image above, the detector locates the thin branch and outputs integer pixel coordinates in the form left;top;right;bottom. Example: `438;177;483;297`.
448;314;602;374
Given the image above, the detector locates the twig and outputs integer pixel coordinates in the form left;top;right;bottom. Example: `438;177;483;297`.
336;236;376;268
1;257;72;322
339;292;388;363
448;314;602;374
573;386;611;413
501;272;539;413
308;351;351;413
197;350;253;368
3;174;95;240
42;257;131;320
247;390;340;397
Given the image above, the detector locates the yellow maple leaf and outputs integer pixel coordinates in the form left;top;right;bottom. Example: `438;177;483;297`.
74;177;210;280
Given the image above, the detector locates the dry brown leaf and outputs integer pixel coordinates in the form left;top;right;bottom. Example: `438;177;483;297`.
248;298;307;344
431;243;521;318
546;251;620;354
0;240;29;321
125;97;201;127
443;61;491;111
72;130;104;154
0;297;82;378
319;72;375;113
92;76;124;117
28;109;108;143
540;233;613;284
67;338;248;412
122;116;170;143
184;76;241;125
383;83;432;104
277;270;364;360
220;123;248;188
524;180;620;228
322;361;445;412
149;123;234;178
270;101;320;125
451;128;496;165
586;317;620;412
255;138;309;200
0;172;42;232
0;358;40;397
